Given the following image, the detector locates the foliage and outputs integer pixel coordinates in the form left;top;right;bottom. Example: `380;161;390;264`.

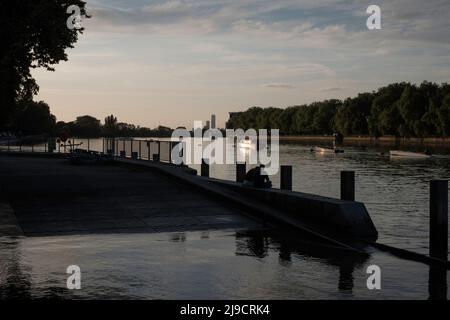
0;0;88;129
226;82;450;138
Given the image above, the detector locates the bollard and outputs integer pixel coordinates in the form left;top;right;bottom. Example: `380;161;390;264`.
280;165;292;190
120;150;126;157
153;154;160;162
340;171;355;201
201;159;210;177
236;163;246;183
430;180;448;261
131;152;138;160
139;140;142;159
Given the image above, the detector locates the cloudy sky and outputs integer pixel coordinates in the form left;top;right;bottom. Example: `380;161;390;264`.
32;0;450;128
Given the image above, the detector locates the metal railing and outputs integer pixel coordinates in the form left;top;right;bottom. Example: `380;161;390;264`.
103;138;178;163
0;137;178;164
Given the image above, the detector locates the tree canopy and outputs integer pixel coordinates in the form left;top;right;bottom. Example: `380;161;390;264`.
0;0;88;130
227;82;450;138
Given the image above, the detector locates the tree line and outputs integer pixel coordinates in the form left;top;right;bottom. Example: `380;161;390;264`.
54;114;174;138
226;82;450;138
3;101;174;138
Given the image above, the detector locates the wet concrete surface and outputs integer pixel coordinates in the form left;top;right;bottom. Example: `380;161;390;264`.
0;155;261;236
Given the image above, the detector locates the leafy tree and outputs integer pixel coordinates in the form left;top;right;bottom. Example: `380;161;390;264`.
13;100;56;135
0;0;88;130
104;114;118;136
438;94;450;136
72;115;101;137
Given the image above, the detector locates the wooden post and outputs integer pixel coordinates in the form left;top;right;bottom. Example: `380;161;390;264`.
430;180;448;261
236;163;246;183
147;141;151;161
139;140;142;159
280;165;292;190
341;171;355;201
158;141;161;160
201;159;209;177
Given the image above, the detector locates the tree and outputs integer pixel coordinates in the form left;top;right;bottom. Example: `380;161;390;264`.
0;0;88;130
104;114;118;136
438;94;450;136
72;115;101;137
13;100;56;135
397;85;428;137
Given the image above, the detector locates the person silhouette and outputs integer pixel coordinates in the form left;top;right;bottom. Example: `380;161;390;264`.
243;164;272;188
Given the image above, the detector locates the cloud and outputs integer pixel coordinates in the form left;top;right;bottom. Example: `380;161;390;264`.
321;86;344;92
264;84;295;89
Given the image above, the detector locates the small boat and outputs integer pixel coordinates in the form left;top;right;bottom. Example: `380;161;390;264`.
312;146;344;154
389;150;431;158
238;138;256;149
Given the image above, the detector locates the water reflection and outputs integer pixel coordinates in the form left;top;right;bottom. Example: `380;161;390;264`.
0;230;447;299
428;264;448;300
235;230;370;295
0;239;32;299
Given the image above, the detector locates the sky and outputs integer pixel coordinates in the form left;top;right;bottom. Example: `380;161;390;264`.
32;0;450;129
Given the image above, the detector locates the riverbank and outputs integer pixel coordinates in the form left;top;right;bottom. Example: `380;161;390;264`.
279;135;450;145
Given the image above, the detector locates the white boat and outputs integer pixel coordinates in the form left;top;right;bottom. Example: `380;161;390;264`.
313;146;344;154
238;138;256;149
389;150;431;158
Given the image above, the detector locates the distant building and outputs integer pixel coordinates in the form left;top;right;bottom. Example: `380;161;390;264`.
211;114;216;129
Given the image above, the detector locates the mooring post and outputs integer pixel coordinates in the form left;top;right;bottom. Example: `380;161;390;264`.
139;140;142;159
158;141;161;160
280;165;292;190
341;171;355;201
236;162;246;183
430;180;448;261
201;159;210;177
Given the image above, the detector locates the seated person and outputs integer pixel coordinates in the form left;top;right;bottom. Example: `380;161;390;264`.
243;165;272;188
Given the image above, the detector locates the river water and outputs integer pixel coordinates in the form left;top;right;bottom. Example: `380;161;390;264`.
1;137;449;299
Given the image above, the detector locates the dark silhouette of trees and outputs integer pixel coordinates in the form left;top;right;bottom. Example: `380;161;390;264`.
104;114;118;136
0;0;88;130
71;115;101;137
226;82;450;138
12;100;56;135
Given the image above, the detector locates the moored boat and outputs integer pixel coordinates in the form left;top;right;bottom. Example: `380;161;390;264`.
312;146;344;154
